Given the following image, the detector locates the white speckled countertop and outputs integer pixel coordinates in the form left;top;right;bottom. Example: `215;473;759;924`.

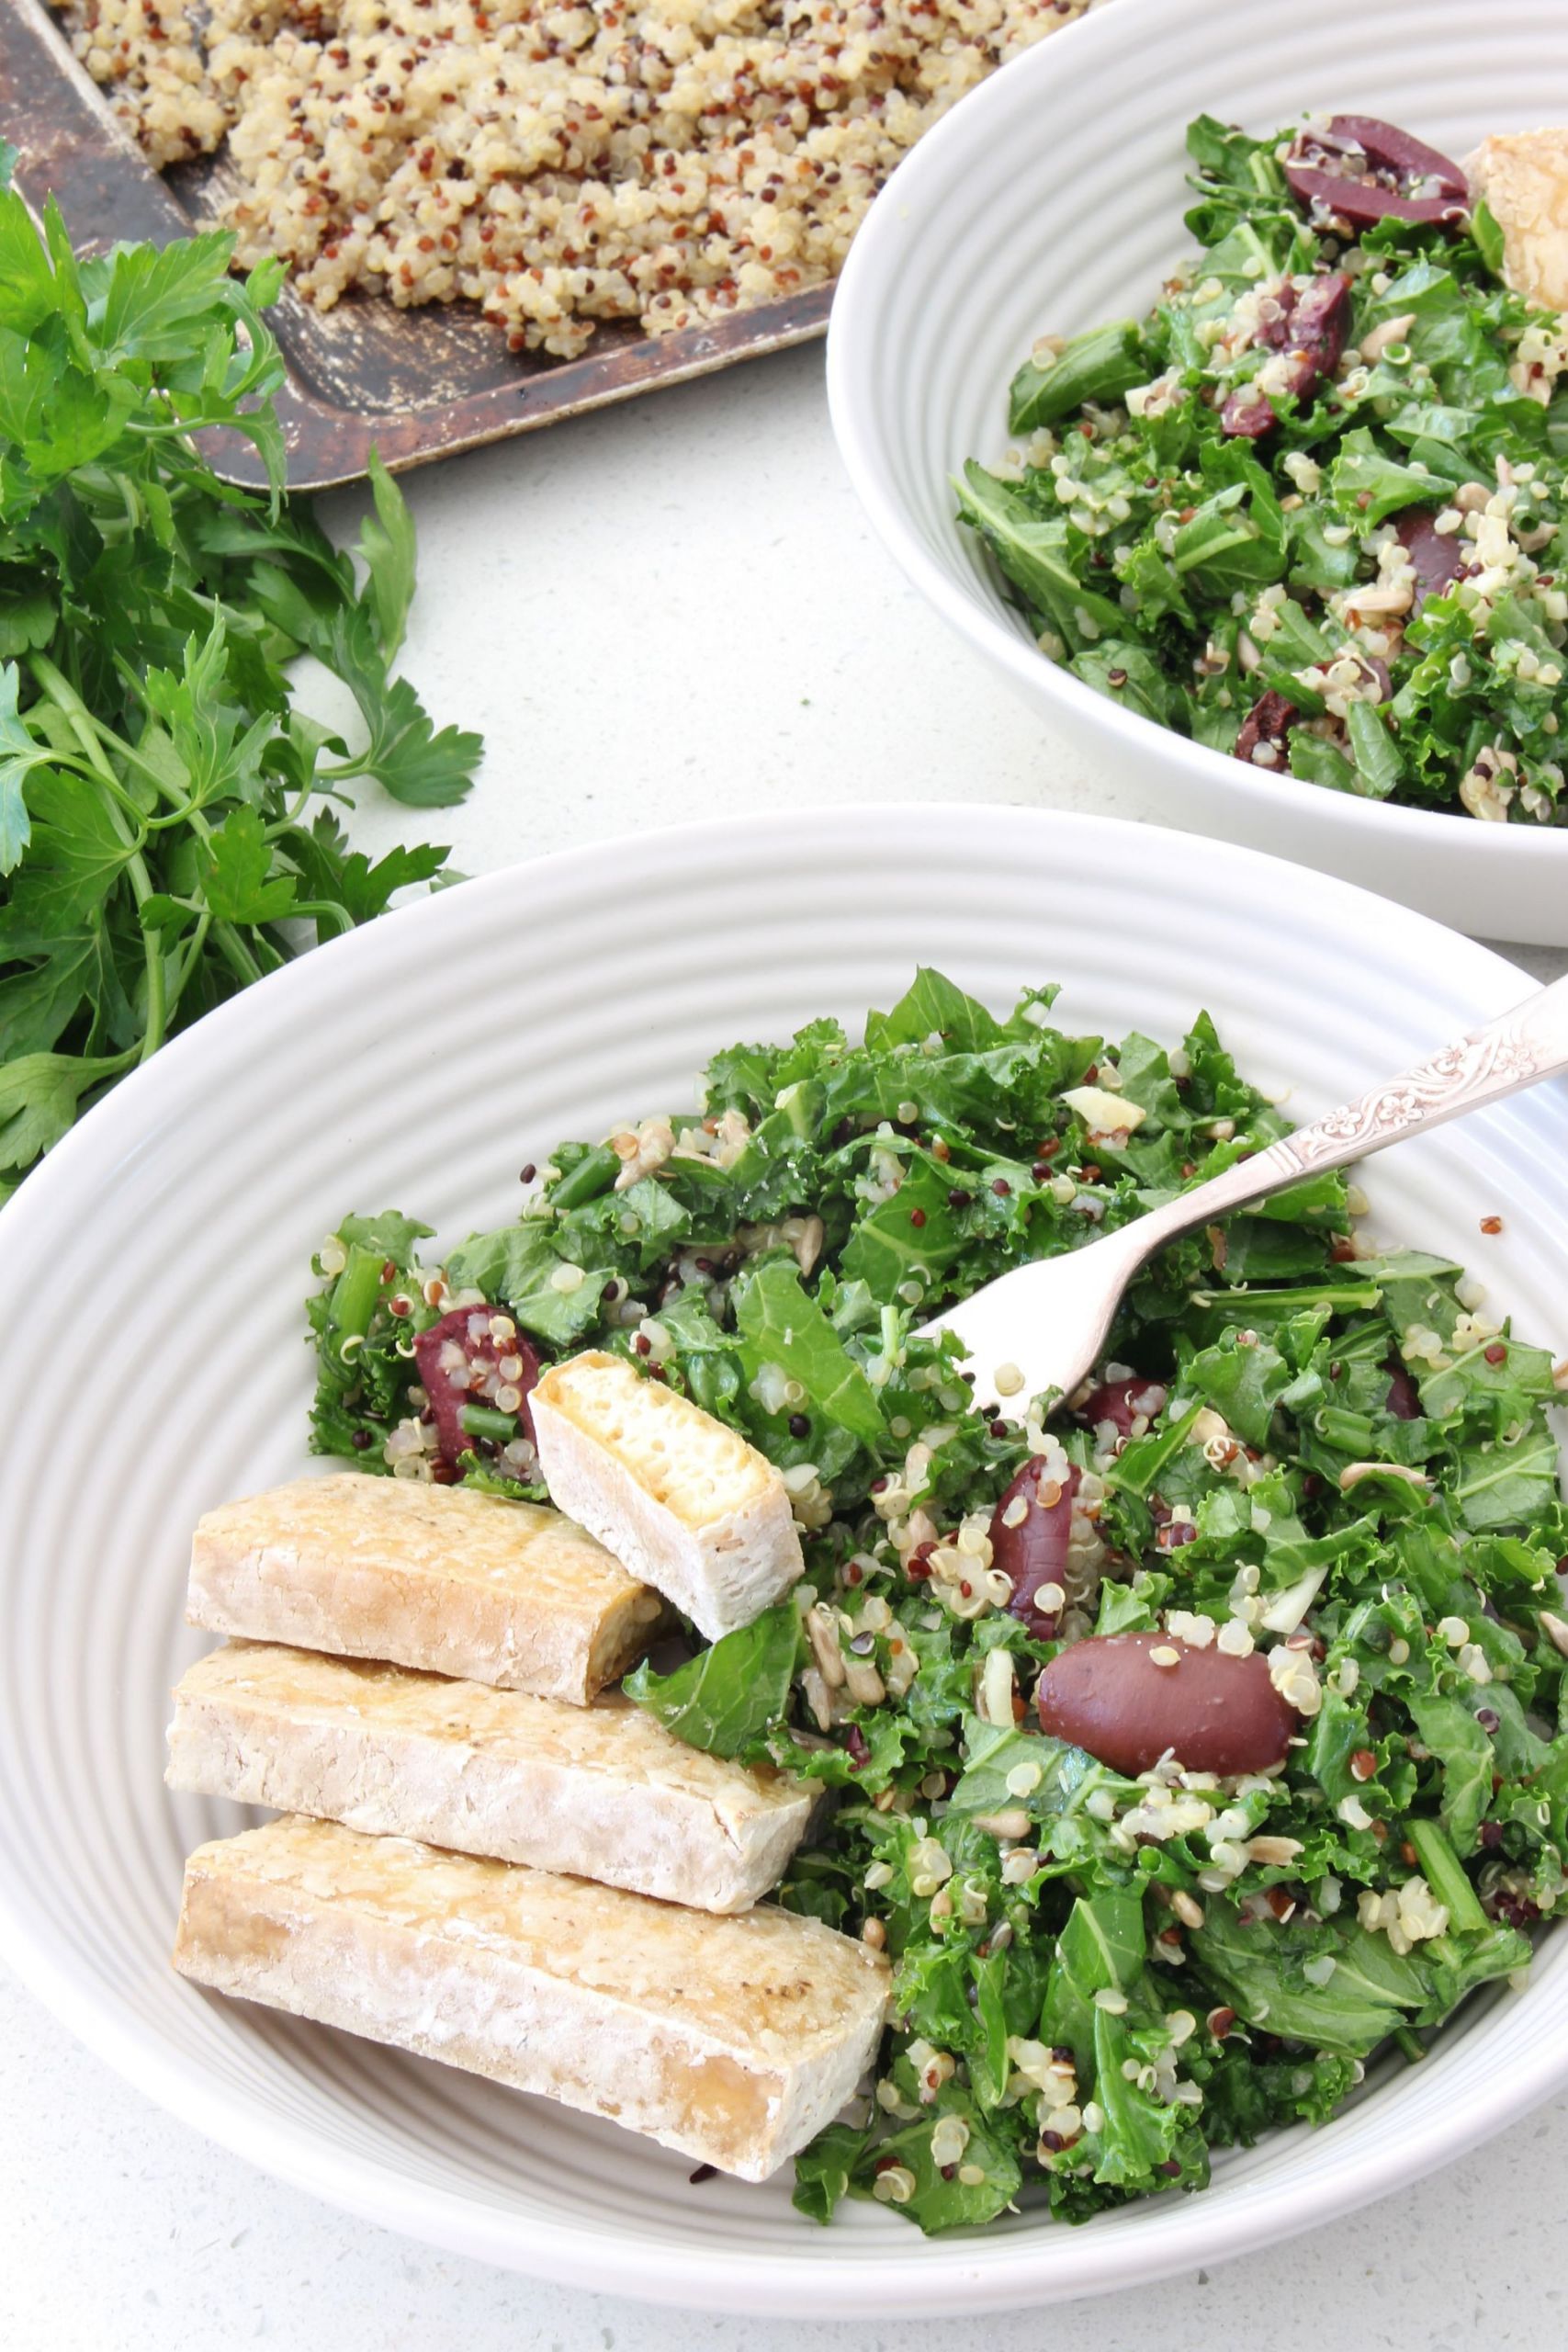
6;343;1565;2352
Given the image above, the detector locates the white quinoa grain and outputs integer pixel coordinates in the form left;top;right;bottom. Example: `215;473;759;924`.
59;0;1093;353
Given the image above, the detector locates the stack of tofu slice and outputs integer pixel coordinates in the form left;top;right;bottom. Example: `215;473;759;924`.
170;1357;889;2184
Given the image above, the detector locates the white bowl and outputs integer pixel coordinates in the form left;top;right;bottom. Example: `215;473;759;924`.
2;807;1567;2313
827;0;1568;946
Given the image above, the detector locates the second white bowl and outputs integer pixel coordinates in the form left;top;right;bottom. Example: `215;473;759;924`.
827;0;1568;944
3;805;1568;2311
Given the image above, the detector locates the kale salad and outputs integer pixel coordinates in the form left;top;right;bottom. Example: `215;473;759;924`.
959;113;1568;821
305;970;1568;2231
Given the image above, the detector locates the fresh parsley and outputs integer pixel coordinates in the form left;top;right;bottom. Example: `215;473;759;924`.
0;157;483;1201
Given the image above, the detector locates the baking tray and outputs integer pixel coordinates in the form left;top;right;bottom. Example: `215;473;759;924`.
0;0;833;490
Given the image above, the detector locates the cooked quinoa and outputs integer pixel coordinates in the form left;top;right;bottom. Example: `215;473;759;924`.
55;0;1093;356
57;0;231;168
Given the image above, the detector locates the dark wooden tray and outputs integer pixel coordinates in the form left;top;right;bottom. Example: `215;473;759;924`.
0;0;832;490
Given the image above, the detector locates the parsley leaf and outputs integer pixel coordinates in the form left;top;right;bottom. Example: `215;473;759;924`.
199;807;298;925
356;450;418;662
0;662;53;874
321;601;485;807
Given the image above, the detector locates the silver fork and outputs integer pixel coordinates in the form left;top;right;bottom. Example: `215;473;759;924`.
918;974;1568;1411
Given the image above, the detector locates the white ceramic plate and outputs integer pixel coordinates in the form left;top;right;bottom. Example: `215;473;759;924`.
827;0;1568;946
2;807;1567;2314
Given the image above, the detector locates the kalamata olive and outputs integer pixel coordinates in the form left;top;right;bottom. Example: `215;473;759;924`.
1077;1375;1168;1439
1282;116;1467;228
1036;1633;1297;1775
1357;652;1394;704
1384;1358;1421;1420
1234;690;1300;770
413;1303;541;1471
1155;1519;1200;1553
1289;271;1353;378
1222;387;1279;438
1330;116;1468;195
990;1454;1079;1638
1222;272;1351;437
1255;281;1300;351
1394;507;1465;613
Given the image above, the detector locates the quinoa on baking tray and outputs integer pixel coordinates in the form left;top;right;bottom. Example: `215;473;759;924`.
52;0;1093;356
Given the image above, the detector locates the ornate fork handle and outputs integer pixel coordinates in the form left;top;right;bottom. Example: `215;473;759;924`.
1123;972;1568;1260
1276;1012;1558;1172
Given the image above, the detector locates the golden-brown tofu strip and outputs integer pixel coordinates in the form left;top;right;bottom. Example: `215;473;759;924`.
173;1816;888;2181
168;1642;817;1913
186;1475;663;1705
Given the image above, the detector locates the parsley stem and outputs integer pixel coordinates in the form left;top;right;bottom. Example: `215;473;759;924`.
212;924;264;989
169;910;213;1006
39;651;226;892
289;898;355;938
28;655;117;772
34;745;149;828
28;652;168;1060
24;666;150;831
141;944;169;1061
122;413;242;441
144;797;215;833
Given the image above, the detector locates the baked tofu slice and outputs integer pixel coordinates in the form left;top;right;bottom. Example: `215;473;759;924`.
530;1351;804;1641
1467;130;1568;312
173;1816;888;2181
167;1641;817;1913
186;1475;663;1706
